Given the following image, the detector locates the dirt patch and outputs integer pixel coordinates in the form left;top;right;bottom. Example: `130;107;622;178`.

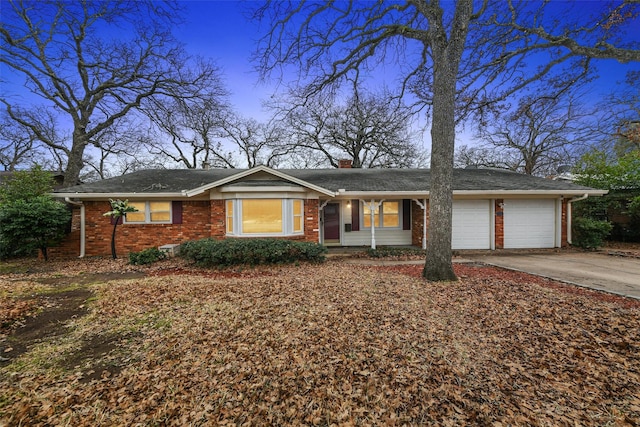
35;271;146;286
62;332;141;383
1;288;92;363
0;271;146;365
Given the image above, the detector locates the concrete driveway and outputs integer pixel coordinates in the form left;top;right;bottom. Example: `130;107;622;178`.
468;252;640;300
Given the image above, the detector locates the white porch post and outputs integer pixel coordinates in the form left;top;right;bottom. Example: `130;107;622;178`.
370;199;376;250
362;199;384;250
412;198;427;250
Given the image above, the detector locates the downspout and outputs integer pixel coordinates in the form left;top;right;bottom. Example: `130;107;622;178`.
567;194;588;245
65;198;85;258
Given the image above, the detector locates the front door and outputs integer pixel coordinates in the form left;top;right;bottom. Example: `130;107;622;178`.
323;203;340;244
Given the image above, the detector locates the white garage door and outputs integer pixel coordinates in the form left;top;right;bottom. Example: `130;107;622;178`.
504;199;556;248
452;200;491;249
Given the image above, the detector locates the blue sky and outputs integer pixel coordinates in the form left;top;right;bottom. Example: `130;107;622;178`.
173;2;271;120
1;0;639;146
167;1;638;156
174;1;639;129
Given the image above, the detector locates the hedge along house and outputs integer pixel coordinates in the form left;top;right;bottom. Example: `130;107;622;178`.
50;164;606;259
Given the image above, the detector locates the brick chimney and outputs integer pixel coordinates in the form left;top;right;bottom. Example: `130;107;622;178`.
339;159;352;169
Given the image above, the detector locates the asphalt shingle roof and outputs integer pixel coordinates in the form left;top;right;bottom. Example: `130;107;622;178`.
53;167;599;196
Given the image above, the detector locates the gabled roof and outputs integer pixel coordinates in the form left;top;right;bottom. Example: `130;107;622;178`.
53;166;606;199
184;165;335;197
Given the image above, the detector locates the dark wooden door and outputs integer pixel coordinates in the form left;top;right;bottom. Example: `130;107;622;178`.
324;203;340;241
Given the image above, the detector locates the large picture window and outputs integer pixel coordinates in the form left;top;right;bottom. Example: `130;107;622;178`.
124;201;172;224
242;199;283;234
226;199;304;236
363;201;400;228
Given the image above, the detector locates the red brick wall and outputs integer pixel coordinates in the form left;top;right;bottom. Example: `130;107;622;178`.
495;199;504;249
411;199;429;247
304;199;320;243
210;200;225;239
47;206;82;258
49;198;321;259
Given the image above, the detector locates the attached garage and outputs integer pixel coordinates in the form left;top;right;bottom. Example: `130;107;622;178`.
452;200;491;249
52;166;607;259
504;199;557;248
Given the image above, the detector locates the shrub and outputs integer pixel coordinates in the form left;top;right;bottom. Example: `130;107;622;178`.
366;246;425;258
129;247;167;265
180;238;327;267
572;217;613;250
0;196;71;261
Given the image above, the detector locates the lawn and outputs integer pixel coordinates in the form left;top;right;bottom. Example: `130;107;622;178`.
1;257;639;426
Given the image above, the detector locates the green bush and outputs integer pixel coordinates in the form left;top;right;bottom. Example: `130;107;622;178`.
129;247;167;265
0;196;71;261
572;217;613;250
366;246;425;258
180;238;327;267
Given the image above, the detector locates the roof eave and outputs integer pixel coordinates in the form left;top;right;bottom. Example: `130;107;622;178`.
453;189;608;196
185;165;335;197
52;192;188;199
335;189;608;198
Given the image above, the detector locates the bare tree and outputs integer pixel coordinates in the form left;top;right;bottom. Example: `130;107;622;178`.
1;1;225;187
82;116;166;181
471;83;594;176
0;108;68;171
219;115;290;168
253;1;640;281
273;87;424;168
607;71;640;156
143;87;233;169
0;113;38;170
454;145;523;172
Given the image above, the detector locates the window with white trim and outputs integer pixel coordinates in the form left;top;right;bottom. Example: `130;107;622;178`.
124;201;172;224
226;199;304;236
293;199;303;233
363;201;400;228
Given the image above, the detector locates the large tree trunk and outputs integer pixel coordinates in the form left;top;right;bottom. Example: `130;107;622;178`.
62;131;89;188
423;64;458;281
422;1;473;281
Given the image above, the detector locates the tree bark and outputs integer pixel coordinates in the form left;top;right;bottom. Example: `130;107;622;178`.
422;1;473;281
111;221;118;260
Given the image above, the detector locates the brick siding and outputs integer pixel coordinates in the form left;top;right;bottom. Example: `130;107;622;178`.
49;198;321;259
48;196;568;259
495;199;504;249
411;199;429;247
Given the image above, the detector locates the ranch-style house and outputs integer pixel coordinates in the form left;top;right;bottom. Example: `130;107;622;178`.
50;162;606;259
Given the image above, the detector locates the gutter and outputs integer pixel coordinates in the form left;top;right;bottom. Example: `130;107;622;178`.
567;193;589;245
64;198;85;258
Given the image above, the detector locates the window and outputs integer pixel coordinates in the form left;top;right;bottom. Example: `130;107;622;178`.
363;201;400;228
226;200;234;233
293;200;303;233
226;199;304;236
242;199;283;234
124;201;171;224
363;203;379;228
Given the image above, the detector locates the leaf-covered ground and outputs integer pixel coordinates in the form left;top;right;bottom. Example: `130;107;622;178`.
1;258;639;426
